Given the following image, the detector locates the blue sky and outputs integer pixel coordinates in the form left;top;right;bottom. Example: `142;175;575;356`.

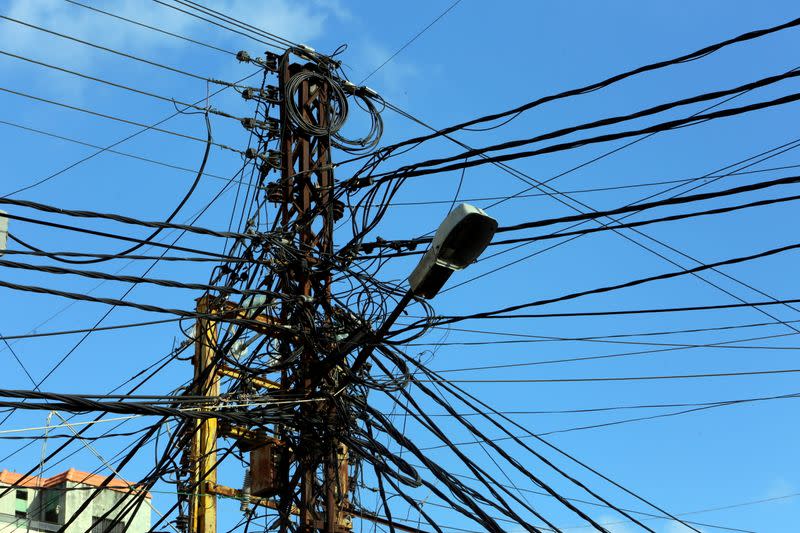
2;1;800;531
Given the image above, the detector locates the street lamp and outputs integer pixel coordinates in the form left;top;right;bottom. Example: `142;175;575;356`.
408;203;498;299
349;203;497;372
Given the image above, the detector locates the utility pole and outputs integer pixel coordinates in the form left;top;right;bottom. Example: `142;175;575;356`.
271;52;347;532
184;48;352;533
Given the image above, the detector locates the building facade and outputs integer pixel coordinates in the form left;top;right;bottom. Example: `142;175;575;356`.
0;469;150;532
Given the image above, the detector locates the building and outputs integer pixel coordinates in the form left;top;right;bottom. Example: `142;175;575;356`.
0;469;151;532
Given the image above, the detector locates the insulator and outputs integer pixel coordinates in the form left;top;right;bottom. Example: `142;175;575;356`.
175;515;188;533
265;182;283;203
263;85;279;101
241;117;280;137
257;152;281;175
236;50;251;63
265;52;279;71
267;150;281;168
240;467;252;513
332;199;345;221
266;117;280;137
241;86;279;102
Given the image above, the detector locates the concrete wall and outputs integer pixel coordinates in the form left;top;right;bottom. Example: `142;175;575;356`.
0;482;150;533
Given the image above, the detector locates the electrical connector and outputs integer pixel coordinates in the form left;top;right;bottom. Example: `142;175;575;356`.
360;86;380;99
341;81;357;95
265;52;279;71
295;44;316;61
240;117;280;137
241;86;279;102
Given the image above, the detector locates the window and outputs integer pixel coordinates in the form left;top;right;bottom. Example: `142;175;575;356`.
41;490;60;524
14;489;28;517
91;517;124;533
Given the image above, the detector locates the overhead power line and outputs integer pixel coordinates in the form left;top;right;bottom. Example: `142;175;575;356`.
63;0;237;56
409;240;800;329
372;90;800;183
0;85;242;153
0;195;256;239
372;163;800;206
0;15;239;86
378;67;800;177
0;49;240;120
2;69;259;198
375;13;800;153
360;0;462;84
150;0;295;51
364;173;800;250
422;297;800;321
0;118;251;186
417;368;800;384
0;257;278;297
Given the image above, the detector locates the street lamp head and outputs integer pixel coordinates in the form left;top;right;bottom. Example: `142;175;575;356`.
408;203;497;299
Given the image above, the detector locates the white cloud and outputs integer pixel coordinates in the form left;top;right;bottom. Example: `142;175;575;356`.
310;0;353;22
663;522;704;533
594;515;637;533
764;478;796;499
0;0;343;79
354;39;420;102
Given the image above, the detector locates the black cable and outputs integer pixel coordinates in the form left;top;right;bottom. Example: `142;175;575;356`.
403;240;800;330
491;192;800;247
406;390;800;417
375;67;800;177
371;191;800;257
0;118;249;186
0;248;255;263
373;14;800;152
373;352;644;532
0;195;256;240
372;163;800;207
417;368;800;383
432;330;800;374
359;0;462;84
6;222;231;259
0;85;242;153
0;14;238;85
171;0;298;49
394;349;701;531
150;0;291;51
0;257;282;297
429;297;800;321
0;49;240;120
498;174;800;235
63;0;237;56
0;275;299;334
372;90;800;183
363;174;800;250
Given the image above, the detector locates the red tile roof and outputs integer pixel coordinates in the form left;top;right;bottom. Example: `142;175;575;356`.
0;469;151;498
